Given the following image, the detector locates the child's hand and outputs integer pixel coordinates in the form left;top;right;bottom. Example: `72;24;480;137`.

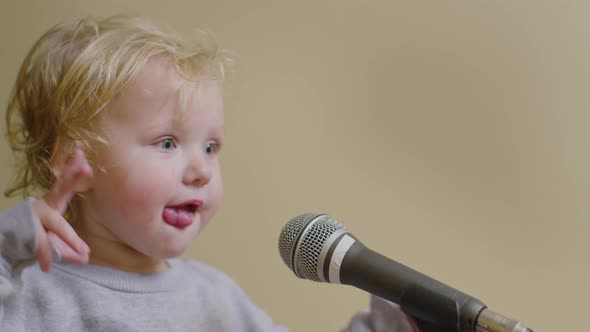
33;148;92;272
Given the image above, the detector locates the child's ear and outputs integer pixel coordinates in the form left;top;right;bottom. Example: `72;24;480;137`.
50;139;93;193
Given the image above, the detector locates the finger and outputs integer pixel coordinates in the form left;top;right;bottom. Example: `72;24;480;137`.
38;201;90;255
408;317;421;332
46;148;92;212
48;232;89;264
45;148;92;214
35;224;53;272
33;200;54;272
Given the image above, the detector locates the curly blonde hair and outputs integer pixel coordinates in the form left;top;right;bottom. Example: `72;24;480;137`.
5;14;230;204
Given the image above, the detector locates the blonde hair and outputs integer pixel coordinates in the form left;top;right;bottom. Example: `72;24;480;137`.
5;14;230;203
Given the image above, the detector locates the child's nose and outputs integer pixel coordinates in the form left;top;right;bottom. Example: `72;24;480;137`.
183;155;212;186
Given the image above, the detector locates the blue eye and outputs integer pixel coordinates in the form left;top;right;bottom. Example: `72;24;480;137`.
204;142;221;156
159;138;176;151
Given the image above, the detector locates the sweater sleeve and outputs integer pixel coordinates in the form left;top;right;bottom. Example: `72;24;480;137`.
0;198;41;299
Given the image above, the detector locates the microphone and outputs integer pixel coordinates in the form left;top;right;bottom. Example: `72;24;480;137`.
278;213;534;332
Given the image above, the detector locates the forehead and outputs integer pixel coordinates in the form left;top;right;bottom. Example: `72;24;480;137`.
133;56;181;100
105;56;223;124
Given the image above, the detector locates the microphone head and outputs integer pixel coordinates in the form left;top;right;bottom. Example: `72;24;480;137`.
278;213;346;281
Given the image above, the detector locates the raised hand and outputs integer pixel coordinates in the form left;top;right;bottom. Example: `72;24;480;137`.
33;148;92;272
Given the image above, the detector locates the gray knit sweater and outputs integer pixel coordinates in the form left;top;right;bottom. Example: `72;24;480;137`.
0;199;416;332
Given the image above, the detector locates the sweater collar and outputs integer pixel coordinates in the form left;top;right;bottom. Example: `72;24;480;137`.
53;258;186;293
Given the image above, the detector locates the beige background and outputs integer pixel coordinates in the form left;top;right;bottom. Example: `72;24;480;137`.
1;1;587;331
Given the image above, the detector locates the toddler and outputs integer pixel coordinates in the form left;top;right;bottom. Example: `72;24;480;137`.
0;14;418;332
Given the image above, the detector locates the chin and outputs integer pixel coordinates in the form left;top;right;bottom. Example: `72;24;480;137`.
156;242;191;258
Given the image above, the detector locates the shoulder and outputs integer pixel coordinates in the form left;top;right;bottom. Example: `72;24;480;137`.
169;259;248;298
170;259;287;331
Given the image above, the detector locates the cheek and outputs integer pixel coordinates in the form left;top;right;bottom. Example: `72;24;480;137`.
211;183;224;211
98;162;178;213
203;173;224;220
211;169;224;204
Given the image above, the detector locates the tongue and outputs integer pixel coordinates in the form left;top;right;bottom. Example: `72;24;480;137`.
162;207;194;229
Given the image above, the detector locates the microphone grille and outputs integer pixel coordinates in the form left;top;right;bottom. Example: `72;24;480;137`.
278;213;318;270
278;213;345;281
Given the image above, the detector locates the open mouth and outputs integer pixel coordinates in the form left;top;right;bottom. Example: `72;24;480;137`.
162;201;203;229
180;203;198;213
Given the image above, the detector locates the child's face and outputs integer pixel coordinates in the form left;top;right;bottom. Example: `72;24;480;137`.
81;57;224;259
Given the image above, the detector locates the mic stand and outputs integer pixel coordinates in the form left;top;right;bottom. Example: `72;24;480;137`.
412;308;534;332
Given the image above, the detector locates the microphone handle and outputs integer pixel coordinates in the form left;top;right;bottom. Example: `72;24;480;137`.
336;238;486;332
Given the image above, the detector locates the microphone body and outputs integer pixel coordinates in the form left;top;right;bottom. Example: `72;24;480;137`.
278;214;533;332
337;234;484;332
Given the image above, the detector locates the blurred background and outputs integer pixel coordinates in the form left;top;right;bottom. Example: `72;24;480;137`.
2;1;588;331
